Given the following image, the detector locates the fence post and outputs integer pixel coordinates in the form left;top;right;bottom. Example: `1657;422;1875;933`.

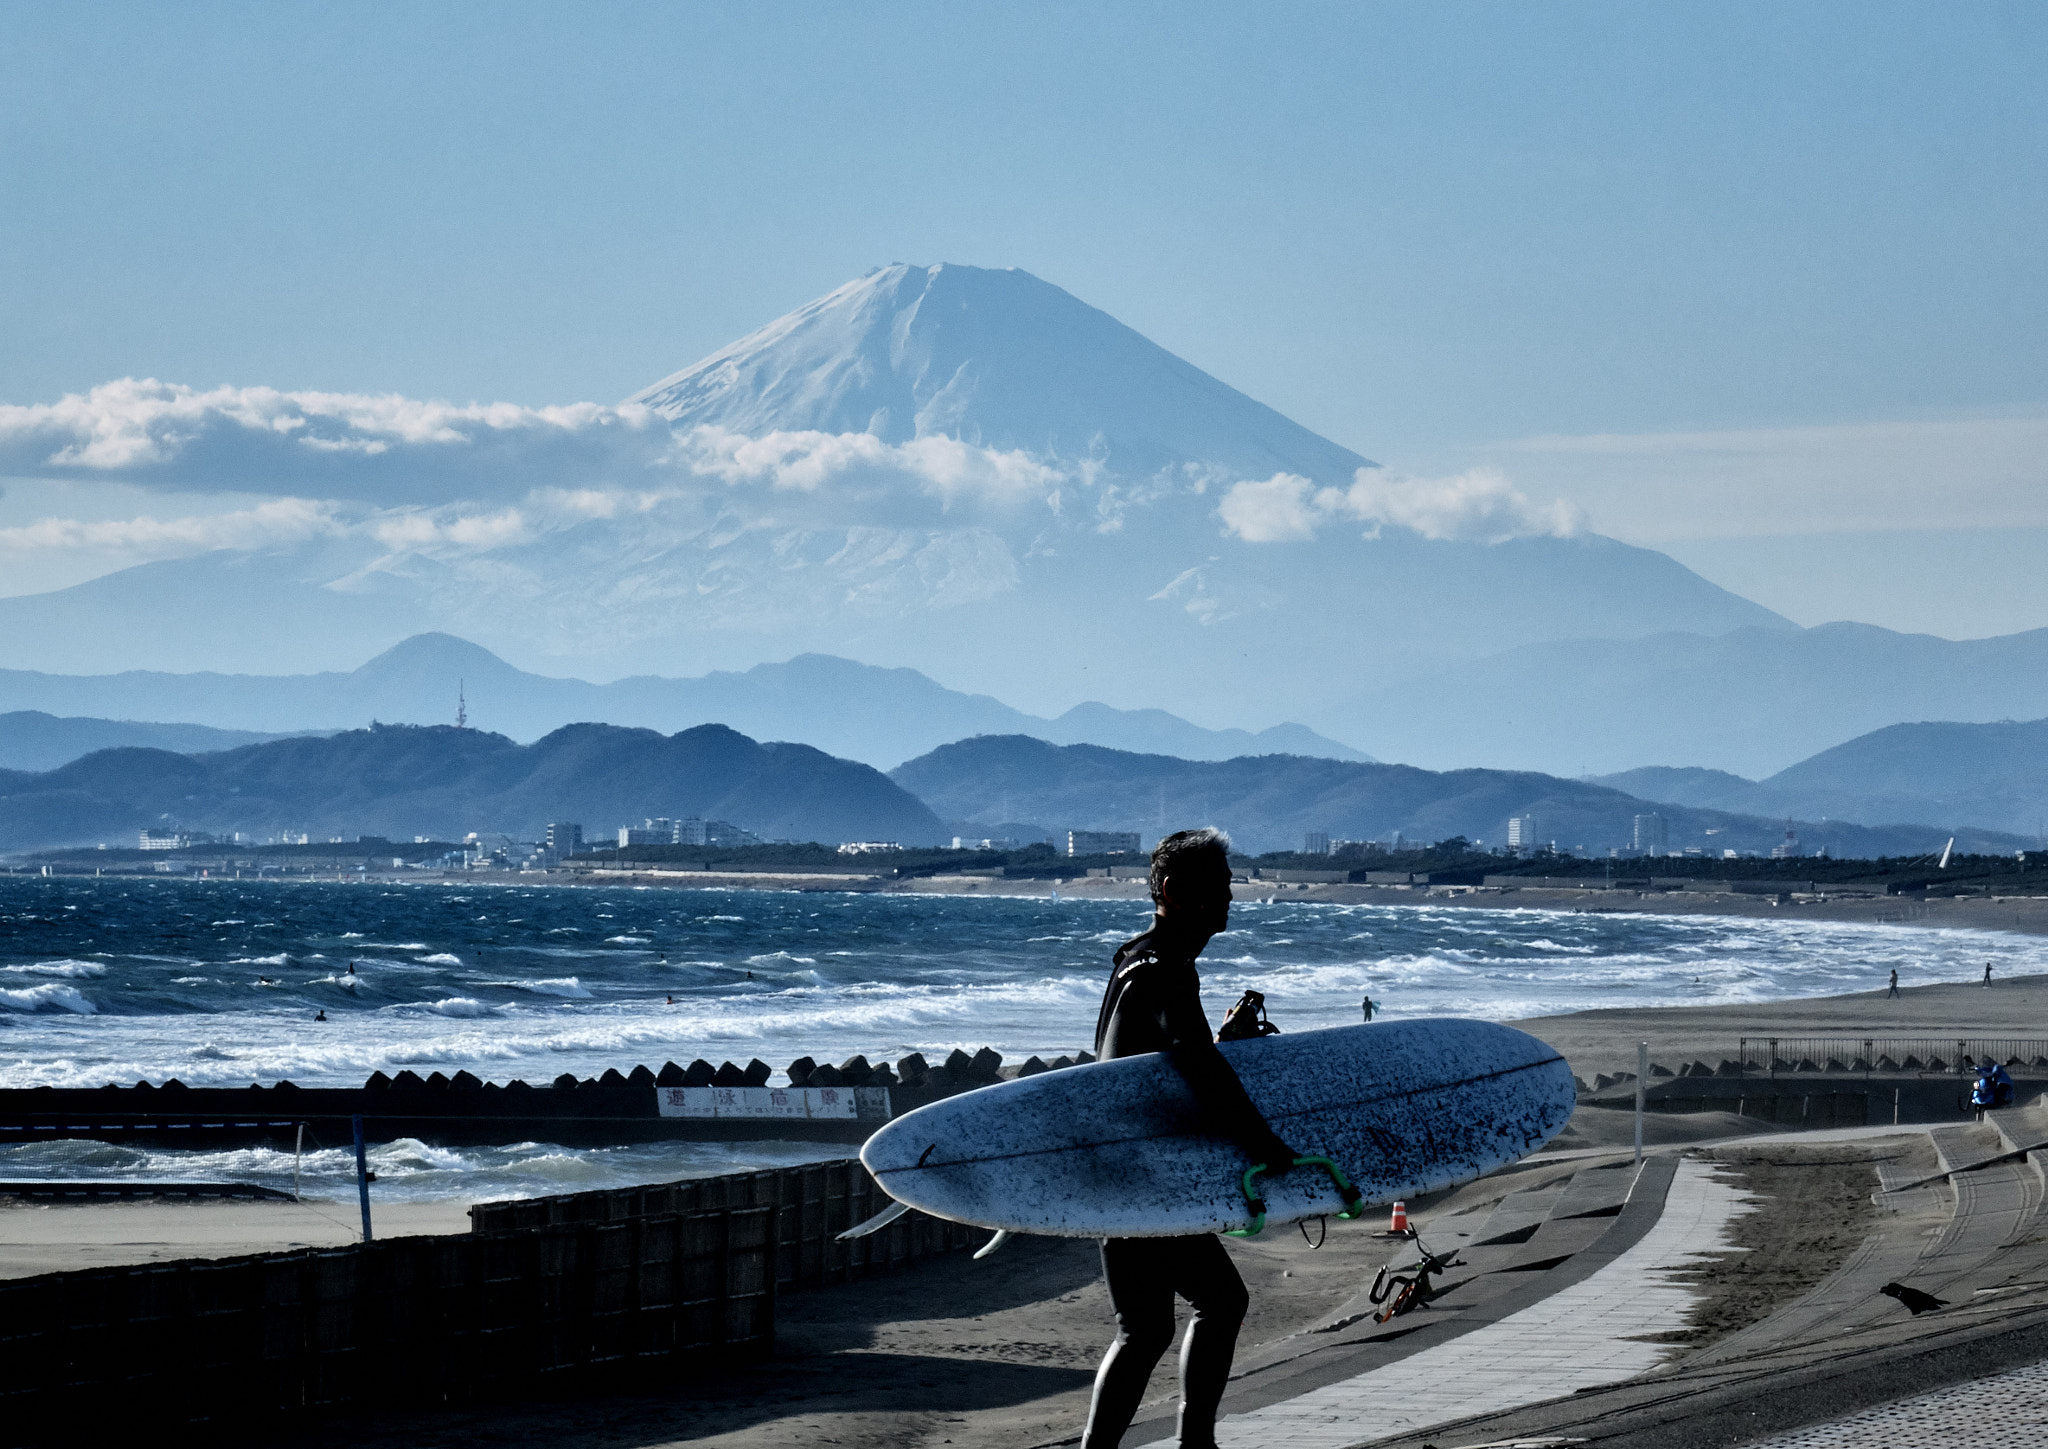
1634;1041;1647;1167
353;1115;373;1242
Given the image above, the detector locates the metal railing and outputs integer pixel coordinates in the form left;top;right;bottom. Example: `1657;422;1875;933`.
1735;1037;2048;1077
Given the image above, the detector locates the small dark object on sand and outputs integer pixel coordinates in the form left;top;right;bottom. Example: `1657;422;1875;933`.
1880;1282;1948;1314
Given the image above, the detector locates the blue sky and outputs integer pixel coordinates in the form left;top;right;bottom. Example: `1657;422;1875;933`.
2;1;2045;638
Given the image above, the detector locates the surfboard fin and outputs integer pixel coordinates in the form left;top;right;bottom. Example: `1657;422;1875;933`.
837;1199;912;1240
973;1229;1013;1259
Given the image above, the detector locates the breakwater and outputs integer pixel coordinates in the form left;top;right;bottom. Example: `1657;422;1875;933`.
0;1157;976;1440
0;1046;1091;1150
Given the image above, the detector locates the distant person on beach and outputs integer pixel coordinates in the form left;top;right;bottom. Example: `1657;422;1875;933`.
1083;828;1296;1449
1888;968;1900;998
1985;961;1994;986
1362;996;1375;1022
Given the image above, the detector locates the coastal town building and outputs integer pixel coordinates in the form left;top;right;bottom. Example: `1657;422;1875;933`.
616;816;764;849
1301;831;1331;855
1507;815;1537;850
1068;830;1141;857
545;822;582;852
1633;812;1669;856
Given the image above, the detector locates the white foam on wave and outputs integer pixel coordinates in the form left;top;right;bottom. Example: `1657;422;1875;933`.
427;998;493;1018
0;983;96;1014
521;978;592;999
5;960;106;979
236;953;291;966
606;935;651;944
419;953;463;966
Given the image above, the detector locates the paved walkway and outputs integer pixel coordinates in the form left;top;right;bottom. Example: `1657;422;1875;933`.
1213;1158;1754;1448
1738;1356;2048;1445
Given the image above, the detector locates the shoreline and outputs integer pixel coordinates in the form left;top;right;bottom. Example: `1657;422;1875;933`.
580;867;2048;941
31;863;2046;940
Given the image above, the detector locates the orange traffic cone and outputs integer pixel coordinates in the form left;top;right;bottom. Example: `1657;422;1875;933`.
1388;1201;1408;1233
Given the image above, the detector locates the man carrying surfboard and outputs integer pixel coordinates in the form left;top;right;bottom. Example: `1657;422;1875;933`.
1083;827;1299;1449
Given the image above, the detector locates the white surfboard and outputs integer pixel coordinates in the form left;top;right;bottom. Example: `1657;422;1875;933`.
861;1019;1574;1237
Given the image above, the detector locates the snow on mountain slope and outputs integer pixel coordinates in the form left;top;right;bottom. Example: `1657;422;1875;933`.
630;263;1374;486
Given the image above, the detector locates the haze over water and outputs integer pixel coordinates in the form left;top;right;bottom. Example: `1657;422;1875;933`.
4;876;2043;1200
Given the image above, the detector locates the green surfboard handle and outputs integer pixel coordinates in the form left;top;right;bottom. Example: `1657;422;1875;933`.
1225;1155;1367;1237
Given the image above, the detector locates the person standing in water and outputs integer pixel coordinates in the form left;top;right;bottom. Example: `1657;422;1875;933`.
1082;828;1297;1449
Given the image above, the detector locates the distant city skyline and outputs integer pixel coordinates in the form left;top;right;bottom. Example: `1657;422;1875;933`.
3;3;2044;644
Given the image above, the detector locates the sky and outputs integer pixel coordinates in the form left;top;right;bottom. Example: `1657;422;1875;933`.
2;0;2045;640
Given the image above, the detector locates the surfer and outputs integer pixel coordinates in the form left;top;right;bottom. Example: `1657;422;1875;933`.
1083;827;1297;1449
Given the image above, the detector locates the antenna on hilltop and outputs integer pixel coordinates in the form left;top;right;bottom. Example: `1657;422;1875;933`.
456;679;468;730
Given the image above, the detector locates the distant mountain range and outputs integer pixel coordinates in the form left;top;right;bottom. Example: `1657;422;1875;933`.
0;723;942;852
1357;622;2048;778
0;632;1368;771
7;261;2043;782
1592;715;2048;841
0;712;312;773
891;735;2023;859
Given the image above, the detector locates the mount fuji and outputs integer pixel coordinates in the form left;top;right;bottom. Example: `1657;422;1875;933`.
0;263;1789;763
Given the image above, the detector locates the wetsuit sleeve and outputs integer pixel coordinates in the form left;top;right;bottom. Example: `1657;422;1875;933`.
1155;969;1296;1163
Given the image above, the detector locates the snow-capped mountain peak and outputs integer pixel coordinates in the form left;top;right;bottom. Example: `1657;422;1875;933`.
628;262;1374;485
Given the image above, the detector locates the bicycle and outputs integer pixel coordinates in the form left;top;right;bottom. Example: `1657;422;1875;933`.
1368;1228;1462;1323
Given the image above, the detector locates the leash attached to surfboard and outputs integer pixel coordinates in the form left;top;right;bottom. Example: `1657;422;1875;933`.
1227;1155;1366;1237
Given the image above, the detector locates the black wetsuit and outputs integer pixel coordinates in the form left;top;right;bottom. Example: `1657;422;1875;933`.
1082;926;1290;1449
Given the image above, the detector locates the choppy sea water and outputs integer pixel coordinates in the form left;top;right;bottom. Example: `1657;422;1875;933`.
3;875;2042;1200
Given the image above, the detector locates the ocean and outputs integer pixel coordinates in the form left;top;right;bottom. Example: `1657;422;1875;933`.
3;875;2041;1201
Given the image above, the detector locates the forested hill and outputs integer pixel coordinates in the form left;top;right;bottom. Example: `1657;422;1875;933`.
890;735;2022;858
0;723;945;851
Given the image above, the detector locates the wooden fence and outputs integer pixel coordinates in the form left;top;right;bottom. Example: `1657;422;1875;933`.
0;1204;774;1436
0;1160;982;1440
468;1157;983;1292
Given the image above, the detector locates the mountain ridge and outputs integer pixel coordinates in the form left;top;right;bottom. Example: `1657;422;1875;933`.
0;632;1373;771
891;734;2022;859
0;722;944;852
1591;715;2048;838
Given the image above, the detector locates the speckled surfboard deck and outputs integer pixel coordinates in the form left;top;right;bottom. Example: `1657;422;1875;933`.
861;1019;1575;1237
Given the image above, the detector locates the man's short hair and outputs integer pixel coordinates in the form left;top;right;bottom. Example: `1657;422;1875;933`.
1150;827;1232;902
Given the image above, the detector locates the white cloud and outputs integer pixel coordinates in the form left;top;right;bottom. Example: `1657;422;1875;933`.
1214;474;1322;542
0;381;1088;525
0;379;663;502
0;497;339;560
1335;467;1586;543
1216;467;1584;545
670;425;1069;509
